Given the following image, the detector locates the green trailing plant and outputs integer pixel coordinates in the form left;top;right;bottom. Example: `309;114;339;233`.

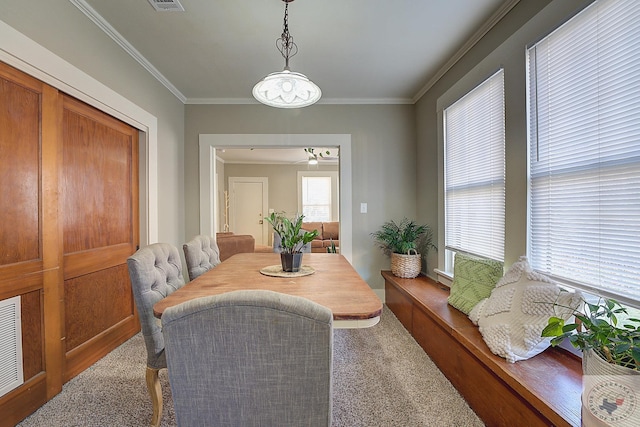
371;218;436;256
541;294;640;371
266;212;318;254
304;147;331;159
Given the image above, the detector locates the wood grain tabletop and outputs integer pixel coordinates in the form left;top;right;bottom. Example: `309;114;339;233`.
153;253;383;322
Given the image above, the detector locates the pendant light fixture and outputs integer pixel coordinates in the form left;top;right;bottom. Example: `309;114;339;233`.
252;0;321;108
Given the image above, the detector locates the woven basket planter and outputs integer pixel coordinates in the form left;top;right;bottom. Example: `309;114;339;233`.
390;249;421;278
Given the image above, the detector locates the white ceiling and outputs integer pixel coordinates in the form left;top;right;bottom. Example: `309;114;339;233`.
71;0;510;104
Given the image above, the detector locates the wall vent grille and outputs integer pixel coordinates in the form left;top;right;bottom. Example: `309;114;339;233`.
0;296;23;398
147;0;185;12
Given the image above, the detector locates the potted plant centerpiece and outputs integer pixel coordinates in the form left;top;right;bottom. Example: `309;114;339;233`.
371;218;436;278
266;212;318;272
542;296;640;423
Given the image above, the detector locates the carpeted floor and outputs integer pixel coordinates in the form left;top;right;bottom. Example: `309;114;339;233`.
17;307;483;427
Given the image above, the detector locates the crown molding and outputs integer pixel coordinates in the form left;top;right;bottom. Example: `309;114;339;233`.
69;0;187;103
185;97;414;105
318;98;414;105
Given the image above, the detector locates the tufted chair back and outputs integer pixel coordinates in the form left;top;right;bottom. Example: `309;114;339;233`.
127;242;186;427
273;231;312;254
182;235;221;281
162;290;333;427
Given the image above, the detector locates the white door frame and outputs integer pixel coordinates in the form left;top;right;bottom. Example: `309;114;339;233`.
199;134;353;262
228;177;269;244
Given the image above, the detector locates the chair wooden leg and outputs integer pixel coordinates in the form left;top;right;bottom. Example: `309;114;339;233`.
145;367;163;427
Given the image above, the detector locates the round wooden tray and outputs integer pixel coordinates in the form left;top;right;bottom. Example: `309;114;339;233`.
259;265;315;277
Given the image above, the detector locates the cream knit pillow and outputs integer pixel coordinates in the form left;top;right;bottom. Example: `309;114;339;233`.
469;256;582;363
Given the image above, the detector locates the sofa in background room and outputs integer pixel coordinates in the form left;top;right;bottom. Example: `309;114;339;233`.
302;222;339;253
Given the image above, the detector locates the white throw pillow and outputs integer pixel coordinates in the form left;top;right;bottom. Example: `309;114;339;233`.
468;256;582;363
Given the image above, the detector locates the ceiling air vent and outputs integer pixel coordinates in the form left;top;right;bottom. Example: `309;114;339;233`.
147;0;185;12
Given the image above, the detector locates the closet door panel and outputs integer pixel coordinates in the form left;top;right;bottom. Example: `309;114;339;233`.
0;62;52;427
21;290;44;380
64;264;131;350
61;95;139;380
61;109;134;253
0;69;41;270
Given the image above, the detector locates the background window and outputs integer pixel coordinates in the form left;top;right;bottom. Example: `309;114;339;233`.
300;176;332;222
528;0;640;306
443;69;506;271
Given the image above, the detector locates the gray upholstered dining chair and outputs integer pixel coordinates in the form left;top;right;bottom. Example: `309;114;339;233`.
182;235;221;281
127;243;186;427
273;231;312;253
162;290;333;427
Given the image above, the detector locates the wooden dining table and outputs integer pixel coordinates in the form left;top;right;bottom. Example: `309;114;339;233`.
153;252;383;328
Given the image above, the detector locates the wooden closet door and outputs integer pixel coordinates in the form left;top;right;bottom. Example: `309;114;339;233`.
0;61;141;425
61;95;139;380
0;62;62;425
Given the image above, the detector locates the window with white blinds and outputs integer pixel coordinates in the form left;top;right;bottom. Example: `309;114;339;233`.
528;0;640;306
444;69;505;263
301;176;332;222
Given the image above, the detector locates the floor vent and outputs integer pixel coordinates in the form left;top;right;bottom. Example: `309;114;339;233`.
147;0;185;12
0;296;23;398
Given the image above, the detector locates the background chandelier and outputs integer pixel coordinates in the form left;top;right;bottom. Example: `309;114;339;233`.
252;0;321;108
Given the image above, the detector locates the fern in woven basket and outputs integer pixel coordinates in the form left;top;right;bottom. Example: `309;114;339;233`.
370;218;436;257
371;218;436;278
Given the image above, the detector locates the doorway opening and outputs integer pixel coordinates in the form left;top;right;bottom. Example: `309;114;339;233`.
198;134;353;262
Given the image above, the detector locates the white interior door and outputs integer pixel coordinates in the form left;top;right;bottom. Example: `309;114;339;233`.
229;177;268;245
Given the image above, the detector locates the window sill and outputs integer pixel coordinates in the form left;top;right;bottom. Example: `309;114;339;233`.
434;268;453;287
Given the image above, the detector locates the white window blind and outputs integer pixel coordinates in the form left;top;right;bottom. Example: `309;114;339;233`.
528;0;640;306
444;69;505;262
301;176;331;222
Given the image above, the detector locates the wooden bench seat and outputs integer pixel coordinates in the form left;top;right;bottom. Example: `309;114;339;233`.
383;270;582;427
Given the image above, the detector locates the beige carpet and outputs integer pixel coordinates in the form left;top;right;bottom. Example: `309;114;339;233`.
18;307;483;427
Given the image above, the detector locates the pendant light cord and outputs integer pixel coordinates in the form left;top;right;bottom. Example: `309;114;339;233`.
276;1;298;70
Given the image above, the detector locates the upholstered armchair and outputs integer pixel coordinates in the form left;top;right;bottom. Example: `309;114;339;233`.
216;232;256;261
127;243;186;427
162;290;333;427
182;235;221;281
